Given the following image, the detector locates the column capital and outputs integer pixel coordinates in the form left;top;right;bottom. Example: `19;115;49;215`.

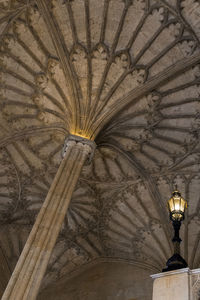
62;134;96;164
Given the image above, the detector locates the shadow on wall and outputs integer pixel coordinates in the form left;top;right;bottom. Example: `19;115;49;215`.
38;260;153;300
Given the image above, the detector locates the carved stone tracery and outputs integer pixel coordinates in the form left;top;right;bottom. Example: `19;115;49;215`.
1;0;200;298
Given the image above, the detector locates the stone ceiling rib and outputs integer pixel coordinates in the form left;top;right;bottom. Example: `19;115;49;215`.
84;0;92;118
0;0;200;296
159;0;200;44
99;140;173;250
35;0;81;133
90;51;200;138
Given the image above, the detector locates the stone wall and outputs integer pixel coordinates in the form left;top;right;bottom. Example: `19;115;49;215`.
190;269;200;300
38;260;153;300
151;268;200;300
0;247;11;298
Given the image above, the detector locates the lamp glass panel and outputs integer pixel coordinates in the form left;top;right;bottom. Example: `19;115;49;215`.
168;197;175;212
174;196;181;211
168;193;187;220
180;198;185;212
168;196;186;213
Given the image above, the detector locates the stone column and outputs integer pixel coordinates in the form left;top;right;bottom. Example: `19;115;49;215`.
2;135;96;300
151;268;190;300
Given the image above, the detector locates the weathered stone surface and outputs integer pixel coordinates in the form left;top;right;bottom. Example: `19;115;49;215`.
2;138;94;299
152;269;190;300
151;268;200;300
0;0;200;299
38;260;153;300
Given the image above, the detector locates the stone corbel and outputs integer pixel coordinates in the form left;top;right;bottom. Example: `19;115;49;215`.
62;134;96;164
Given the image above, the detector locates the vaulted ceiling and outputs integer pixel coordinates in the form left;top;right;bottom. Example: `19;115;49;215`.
0;0;200;297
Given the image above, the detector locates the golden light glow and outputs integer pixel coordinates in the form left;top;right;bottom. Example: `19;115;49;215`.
168;190;187;221
70;130;94;140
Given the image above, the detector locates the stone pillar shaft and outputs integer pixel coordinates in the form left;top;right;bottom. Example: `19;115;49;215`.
2;139;93;300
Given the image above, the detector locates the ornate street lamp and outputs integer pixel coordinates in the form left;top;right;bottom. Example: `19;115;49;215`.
162;189;188;272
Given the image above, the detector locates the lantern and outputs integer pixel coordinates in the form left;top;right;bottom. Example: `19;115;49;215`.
168;190;187;221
